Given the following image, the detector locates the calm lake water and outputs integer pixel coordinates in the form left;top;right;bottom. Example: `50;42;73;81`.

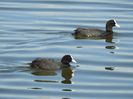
0;0;133;99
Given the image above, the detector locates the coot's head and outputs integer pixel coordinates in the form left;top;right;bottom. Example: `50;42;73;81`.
106;19;120;32
61;55;77;65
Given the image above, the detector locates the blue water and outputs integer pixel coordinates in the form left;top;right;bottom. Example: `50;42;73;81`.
0;0;133;99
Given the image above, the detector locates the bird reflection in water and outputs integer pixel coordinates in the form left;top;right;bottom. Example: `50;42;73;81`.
105;33;118;54
31;69;57;76
74;31;114;43
105;34;118;71
105;33;113;43
61;67;74;84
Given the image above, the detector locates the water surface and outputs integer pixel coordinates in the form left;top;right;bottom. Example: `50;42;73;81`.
0;0;133;99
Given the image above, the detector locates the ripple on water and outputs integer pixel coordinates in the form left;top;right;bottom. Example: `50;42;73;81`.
0;0;133;99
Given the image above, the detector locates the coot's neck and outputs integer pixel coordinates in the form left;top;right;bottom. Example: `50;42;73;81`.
106;24;113;33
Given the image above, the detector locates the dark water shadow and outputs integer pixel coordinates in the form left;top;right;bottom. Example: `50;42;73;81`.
105;66;115;71
105;34;117;54
34;79;58;83
105;33;113;43
31;69;57;76
61;67;74;84
73;32;115;43
28;67;59;83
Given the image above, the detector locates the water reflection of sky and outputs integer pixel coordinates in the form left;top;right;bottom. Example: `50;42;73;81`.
0;0;133;99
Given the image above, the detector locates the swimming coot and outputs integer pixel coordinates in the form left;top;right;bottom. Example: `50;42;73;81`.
30;55;77;70
74;19;120;39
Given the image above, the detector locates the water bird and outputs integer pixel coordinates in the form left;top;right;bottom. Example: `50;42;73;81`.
30;55;77;70
73;19;120;39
